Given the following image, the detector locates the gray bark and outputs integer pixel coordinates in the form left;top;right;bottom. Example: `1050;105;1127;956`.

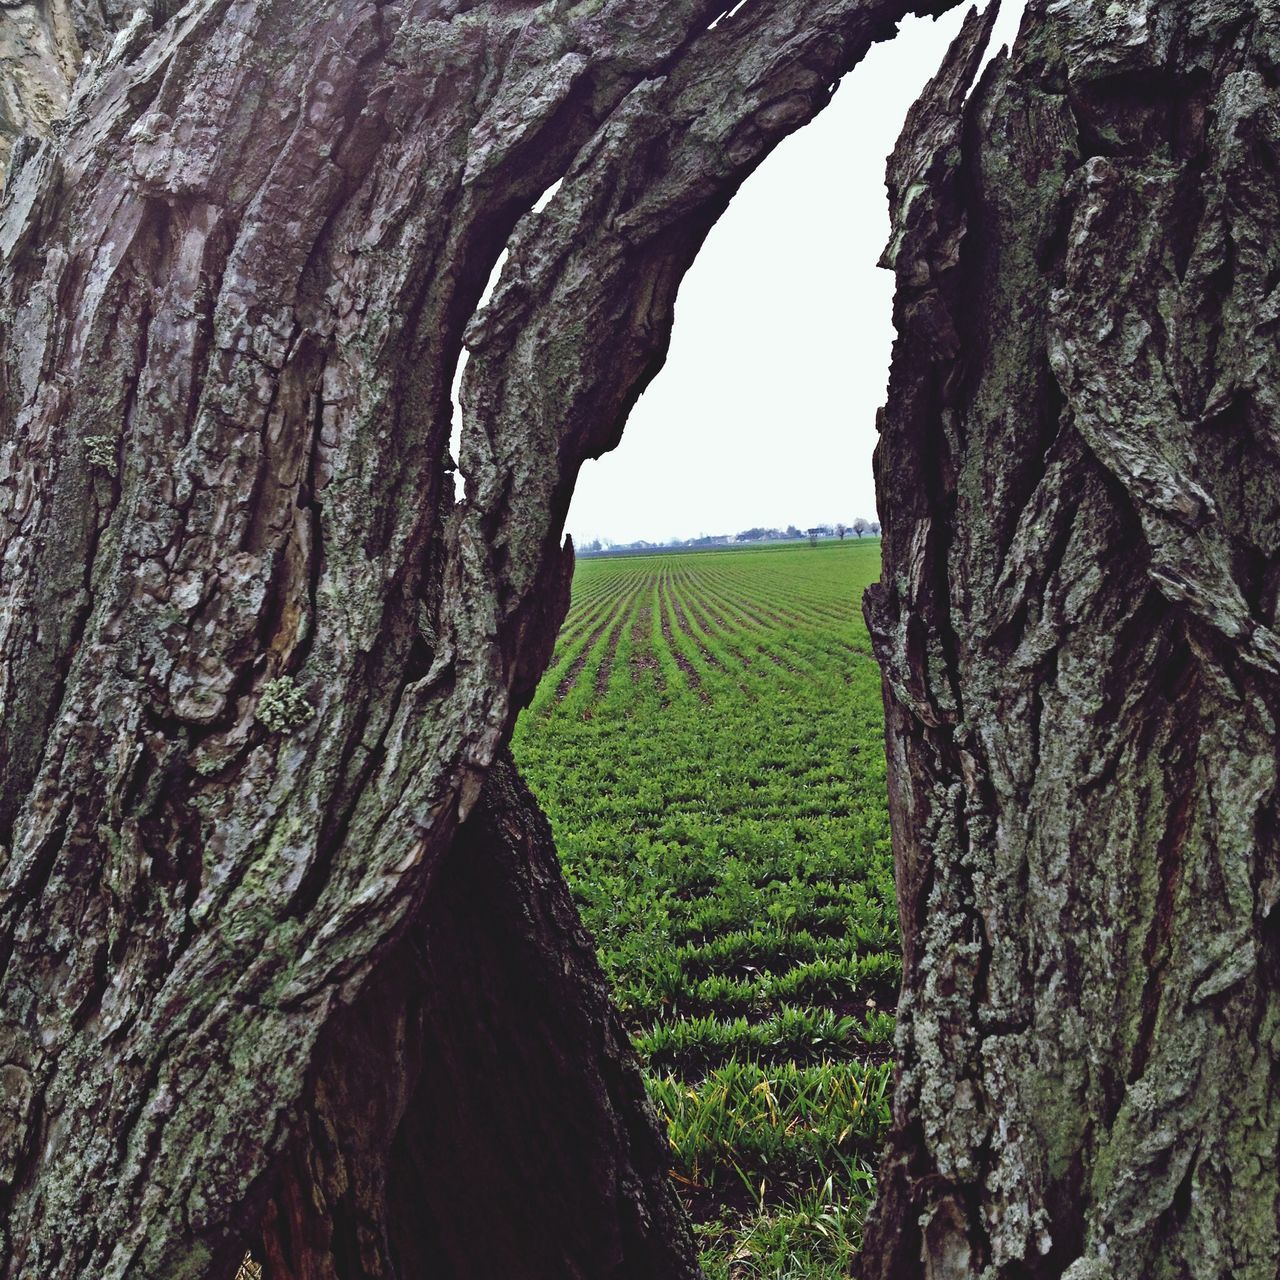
0;2;171;181
257;753;693;1280
0;1;80;179
0;1;954;1275
861;3;1280;1277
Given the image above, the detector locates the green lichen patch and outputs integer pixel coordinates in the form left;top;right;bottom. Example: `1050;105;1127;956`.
82;434;117;475
255;675;314;733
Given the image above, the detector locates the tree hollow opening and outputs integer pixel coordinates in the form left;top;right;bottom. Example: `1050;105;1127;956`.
503;2;1024;1272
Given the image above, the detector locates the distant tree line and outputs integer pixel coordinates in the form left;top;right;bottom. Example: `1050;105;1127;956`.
578;519;881;556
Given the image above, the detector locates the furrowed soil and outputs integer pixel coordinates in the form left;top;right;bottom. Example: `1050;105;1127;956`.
512;539;895;1280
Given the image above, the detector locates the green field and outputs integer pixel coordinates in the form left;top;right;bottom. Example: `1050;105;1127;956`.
512;539;896;1278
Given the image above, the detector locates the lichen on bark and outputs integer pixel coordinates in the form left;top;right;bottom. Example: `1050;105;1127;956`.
0;1;964;1275
860;3;1280;1276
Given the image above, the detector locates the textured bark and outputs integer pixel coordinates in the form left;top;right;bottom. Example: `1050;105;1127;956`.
0;2;164;180
257;754;691;1280
0;1;79;180
861;3;1280;1277
0;1;957;1276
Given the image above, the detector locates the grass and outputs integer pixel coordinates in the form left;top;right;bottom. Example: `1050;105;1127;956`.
511;539;895;1277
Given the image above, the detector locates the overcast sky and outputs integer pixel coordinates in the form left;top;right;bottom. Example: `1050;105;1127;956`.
566;0;1025;546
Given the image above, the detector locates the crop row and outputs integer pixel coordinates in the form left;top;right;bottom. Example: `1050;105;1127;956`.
512;539;894;1278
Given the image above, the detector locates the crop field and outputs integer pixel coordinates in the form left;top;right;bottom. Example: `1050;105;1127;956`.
511;539;898;1278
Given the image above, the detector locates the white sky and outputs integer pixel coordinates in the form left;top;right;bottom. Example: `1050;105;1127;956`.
567;0;1025;546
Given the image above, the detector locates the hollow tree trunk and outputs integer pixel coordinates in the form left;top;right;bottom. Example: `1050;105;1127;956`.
0;1;959;1275
860;3;1280;1277
256;752;691;1280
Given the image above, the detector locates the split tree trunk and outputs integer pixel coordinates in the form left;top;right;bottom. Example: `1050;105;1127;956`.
0;2;958;1275
861;3;1280;1277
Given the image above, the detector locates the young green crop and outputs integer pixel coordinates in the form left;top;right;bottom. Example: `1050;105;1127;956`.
512;539;894;1276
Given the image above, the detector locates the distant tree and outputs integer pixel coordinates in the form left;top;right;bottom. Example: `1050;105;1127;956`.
869;520;881;536
836;523;847;540
785;524;802;540
852;517;870;538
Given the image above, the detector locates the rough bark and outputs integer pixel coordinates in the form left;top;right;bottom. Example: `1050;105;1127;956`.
0;1;79;180
0;1;957;1276
861;3;1280;1277
0;2;171;181
257;753;691;1280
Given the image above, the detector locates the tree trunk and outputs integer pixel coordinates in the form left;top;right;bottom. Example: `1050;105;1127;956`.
860;3;1280;1277
0;1;955;1275
255;753;692;1280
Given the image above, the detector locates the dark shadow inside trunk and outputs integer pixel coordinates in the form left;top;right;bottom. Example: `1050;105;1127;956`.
257;755;696;1280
